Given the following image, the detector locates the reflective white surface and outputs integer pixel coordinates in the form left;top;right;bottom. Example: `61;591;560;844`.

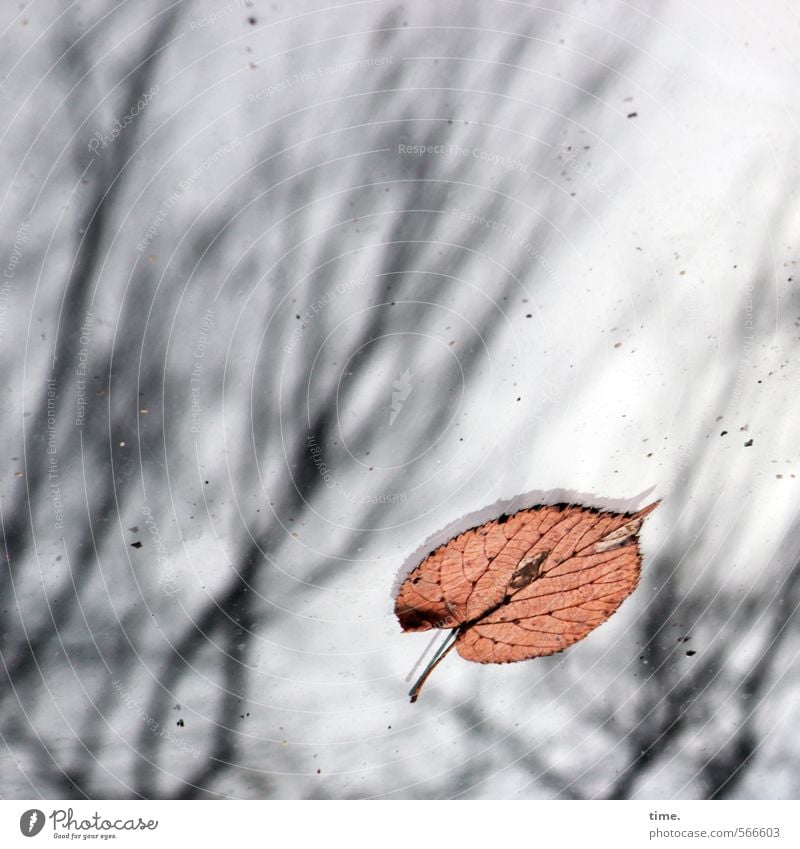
0;0;798;799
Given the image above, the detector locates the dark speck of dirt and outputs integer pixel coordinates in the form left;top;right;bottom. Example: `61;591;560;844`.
686;650;696;657
130;541;142;549
248;17;257;25
627;112;638;118
744;439;753;447
177;719;184;727
720;431;728;436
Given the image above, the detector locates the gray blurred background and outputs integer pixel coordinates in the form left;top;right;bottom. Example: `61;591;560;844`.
0;0;798;799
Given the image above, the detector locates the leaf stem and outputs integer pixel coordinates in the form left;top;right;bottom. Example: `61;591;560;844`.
408;629;459;703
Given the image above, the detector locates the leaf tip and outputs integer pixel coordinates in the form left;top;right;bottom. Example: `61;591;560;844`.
634;499;661;519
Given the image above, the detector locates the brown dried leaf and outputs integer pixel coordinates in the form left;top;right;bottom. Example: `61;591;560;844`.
396;501;659;701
